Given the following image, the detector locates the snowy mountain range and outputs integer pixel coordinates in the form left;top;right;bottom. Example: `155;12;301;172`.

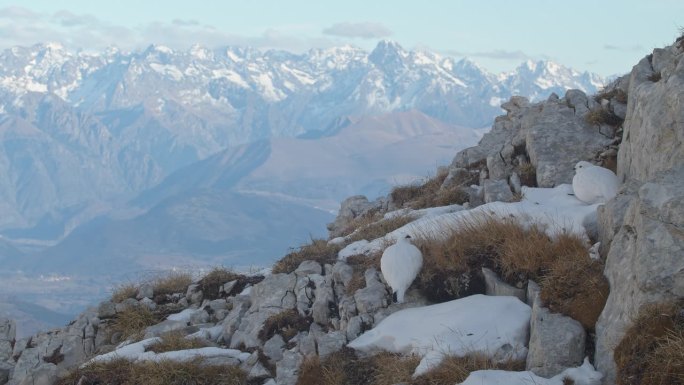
0;40;604;326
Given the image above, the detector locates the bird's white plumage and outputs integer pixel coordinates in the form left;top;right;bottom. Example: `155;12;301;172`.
572;161;619;204
381;236;423;303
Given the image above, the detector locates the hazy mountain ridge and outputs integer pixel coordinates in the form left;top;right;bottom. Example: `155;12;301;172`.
0;41;603;238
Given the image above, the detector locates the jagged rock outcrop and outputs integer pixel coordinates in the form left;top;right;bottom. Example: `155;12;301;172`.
595;41;684;384
443;88;618;209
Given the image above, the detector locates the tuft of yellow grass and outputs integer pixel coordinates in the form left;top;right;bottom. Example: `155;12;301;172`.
111;283;138;303
110;305;159;341
152;272;193;297
615;301;684;385
144;331;209;354
56;357;248;385
272;239;341;275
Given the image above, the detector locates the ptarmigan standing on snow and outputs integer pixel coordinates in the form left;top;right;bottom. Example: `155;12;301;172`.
381;235;423;303
572;161;620;204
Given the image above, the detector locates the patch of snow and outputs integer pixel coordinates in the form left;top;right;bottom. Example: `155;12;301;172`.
212;69;249;88
489;96;504;107
338;240;370;260
338;184;599;259
459;357;602;385
167;308;199;322
149;63;184;81
88;337;251;365
349;295;530;376
187;325;223;341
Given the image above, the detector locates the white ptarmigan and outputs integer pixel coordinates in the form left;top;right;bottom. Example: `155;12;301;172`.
572;161;620;204
380;235;423;303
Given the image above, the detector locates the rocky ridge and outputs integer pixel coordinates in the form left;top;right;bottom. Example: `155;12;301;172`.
0;40;681;385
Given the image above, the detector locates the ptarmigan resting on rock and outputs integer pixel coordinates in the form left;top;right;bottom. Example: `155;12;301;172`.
572;161;620;204
381;235;423;303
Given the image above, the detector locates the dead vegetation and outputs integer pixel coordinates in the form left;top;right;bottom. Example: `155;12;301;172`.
413;354;524;385
540;256;610;329
516;162;537;187
614;301;684;385
347;214;415;244
272;239;342;274
144;331;210;354
585;108;624;127
345;252;383;294
414;215;608;328
648;71;662;82
197;267;263;300
109;305;160;341
595;88;628;104
295;348;379;385
296;350;523;385
111;283;138;303
390;170;469;210
152;272;193;297
56;357;248;385
258;309;312;342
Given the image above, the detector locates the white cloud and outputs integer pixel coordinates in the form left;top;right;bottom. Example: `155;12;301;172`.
322;22;392;39
0;6;338;53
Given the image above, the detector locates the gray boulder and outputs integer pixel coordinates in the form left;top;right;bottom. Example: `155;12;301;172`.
526;296;586;377
354;268;389;314
595;41;684;384
482;268;526;302
0;319;15;362
483;179;514;203
275;350;303;385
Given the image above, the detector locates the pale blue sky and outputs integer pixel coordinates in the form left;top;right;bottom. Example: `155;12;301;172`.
0;0;681;76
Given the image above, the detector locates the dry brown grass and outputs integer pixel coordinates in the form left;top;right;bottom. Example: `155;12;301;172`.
335;210;383;239
296;348;375;385
272;239;342;274
144;331;209;354
347;214;415;243
517;162;537;187
258;309;312;342
56;357;248;385
595;88;628;104
152;271;193;297
412;354;524;385
110;305;159;341
648;72;662;82
414;215;606;328
197;267;242;300
615;301;684;385
585;108;623;127
390;170;467;210
345;252;383;294
371;353;421;385
111;283;138;303
540;256;609;330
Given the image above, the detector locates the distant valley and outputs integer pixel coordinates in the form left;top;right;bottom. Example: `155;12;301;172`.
0;40;603;334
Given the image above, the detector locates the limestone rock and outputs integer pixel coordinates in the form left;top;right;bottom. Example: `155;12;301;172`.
526;296;586;377
275;350;303;385
96;301;116;319
482;268;526;302
263;334;285;362
595;168;684;383
354;269;389;314
186;284;203;304
618;43;684;182
483;179;514;203
0;319;15;362
328;195;385;237
136;283;154;300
